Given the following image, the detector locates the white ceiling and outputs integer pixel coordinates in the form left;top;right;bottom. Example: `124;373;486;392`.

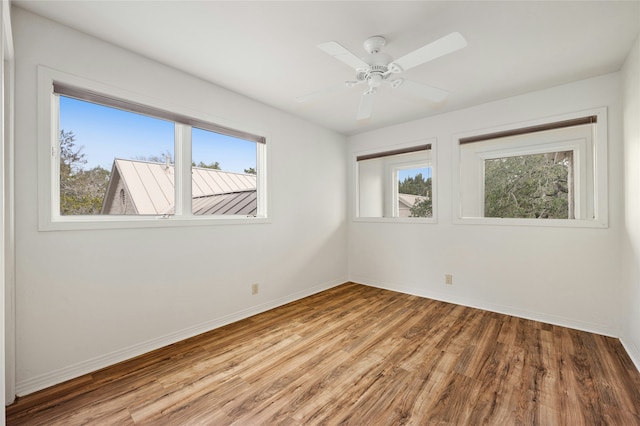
14;1;640;135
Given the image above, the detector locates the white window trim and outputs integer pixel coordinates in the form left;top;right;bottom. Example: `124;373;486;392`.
354;138;437;223
37;66;270;231
452;107;608;228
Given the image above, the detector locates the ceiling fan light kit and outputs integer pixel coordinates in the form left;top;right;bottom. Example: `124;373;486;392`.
299;32;468;121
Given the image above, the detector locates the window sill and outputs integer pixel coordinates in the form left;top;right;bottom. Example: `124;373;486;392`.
353;217;437;224
39;215;271;232
453;216;607;228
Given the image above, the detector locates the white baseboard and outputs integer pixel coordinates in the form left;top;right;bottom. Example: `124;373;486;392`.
15;277;346;397
620;337;640;374
350;276;620;338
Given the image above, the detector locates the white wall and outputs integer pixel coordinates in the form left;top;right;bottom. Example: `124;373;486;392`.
12;7;347;395
622;35;640;370
348;72;624;337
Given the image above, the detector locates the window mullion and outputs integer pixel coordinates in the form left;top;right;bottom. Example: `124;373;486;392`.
51;93;61;218
174;124;192;217
391;168;400;218
256;143;266;217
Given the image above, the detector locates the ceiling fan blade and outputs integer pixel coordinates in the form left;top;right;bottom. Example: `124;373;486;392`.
356;90;376;120
390;32;467;72
392;79;449;102
318;41;369;70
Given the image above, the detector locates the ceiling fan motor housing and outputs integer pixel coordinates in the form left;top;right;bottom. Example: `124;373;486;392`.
358;36;394;86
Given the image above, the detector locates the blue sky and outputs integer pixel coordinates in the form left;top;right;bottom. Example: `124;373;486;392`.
59;96;256;173
398;167;432;182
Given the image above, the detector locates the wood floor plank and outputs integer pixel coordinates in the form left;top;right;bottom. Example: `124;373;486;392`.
7;282;640;425
423;370;483;424
229;348;355;424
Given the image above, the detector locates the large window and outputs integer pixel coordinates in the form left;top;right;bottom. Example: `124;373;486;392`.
38;67;268;230
355;141;435;222
455;110;607;227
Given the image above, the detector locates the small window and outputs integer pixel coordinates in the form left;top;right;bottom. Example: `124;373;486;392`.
356;142;435;221
455;110;607;227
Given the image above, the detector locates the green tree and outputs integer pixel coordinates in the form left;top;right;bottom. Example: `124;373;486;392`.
410;197;432;217
59;129;86;175
59;130;111;215
399;173;432;218
484;152;570;219
244;167;256;175
398;173;431;197
193;161;221;170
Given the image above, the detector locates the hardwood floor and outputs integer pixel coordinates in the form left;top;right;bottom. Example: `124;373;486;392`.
7;283;640;425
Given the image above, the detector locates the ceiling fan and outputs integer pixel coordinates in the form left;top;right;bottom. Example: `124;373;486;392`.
297;32;468;120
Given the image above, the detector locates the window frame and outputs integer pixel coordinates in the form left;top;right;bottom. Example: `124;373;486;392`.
453;108;608;228
37;66;270;231
353;139;437;223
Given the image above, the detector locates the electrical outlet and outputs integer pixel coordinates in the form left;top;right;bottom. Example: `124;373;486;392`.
445;274;453;285
251;283;259;295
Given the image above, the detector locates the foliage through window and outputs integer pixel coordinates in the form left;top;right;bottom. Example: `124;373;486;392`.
484;151;572;219
59;129;111;215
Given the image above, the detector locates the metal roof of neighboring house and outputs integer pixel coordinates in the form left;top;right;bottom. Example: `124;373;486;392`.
162;189;258;216
192;166;256;198
398;193;426;208
181;191;256;216
102;159;256;215
397;193;427;217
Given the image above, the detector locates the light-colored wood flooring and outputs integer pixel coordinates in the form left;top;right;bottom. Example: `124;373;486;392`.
6;282;640;425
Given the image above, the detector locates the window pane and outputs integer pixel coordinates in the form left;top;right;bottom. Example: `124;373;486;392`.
398;167;432;217
484;151;573;219
358;156;385;217
59;96;175;216
191;127;258;216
